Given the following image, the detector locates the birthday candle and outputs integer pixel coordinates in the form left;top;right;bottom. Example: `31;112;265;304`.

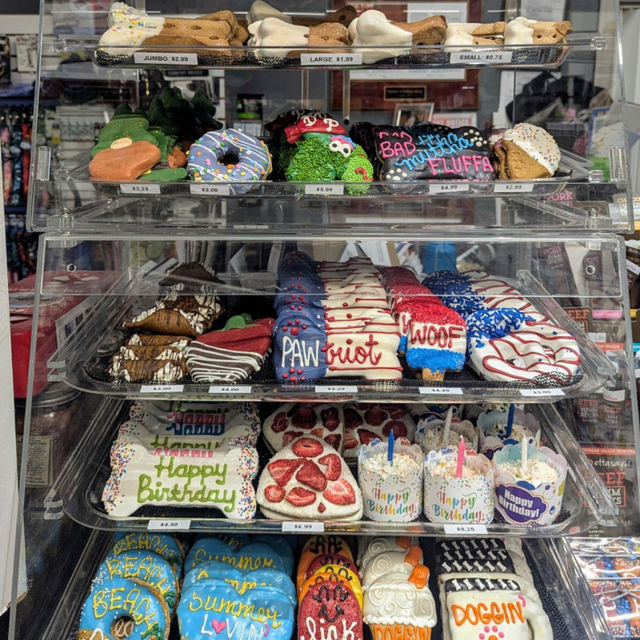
456;435;464;478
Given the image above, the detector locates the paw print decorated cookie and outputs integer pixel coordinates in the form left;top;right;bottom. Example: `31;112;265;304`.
257;436;362;521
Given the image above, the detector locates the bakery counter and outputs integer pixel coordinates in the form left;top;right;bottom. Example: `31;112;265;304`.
48;397;615;536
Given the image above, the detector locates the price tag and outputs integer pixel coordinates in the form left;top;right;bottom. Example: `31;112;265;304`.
519;388;565;398
419;387;463;395
494;183;535;194
315;385;358;393
134;52;198;66
301;53;363;66
430;183;470;194
120;183;161;195
305;184;345;196
444;524;488;535
282;522;325;533
190;183;231;196
208;385;252;394
450;51;513;64
140;384;184;393
148;519;191;531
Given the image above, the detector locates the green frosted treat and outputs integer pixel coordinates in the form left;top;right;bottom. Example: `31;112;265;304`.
149;128;177;163
191;88;222;132
138;167;188;182
285;132;373;192
90;114;158;158
112;104;134;119
147;98;179;137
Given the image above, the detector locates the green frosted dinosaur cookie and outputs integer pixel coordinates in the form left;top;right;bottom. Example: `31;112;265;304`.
91;113;158;158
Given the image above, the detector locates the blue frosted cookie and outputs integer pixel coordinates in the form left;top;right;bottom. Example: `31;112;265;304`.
184;539;286;574
178;580;294;640
78;577;169;640
96;550;179;614
111;532;184;569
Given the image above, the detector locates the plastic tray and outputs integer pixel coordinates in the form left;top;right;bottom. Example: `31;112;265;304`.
47;397;616;535
49;269;615;404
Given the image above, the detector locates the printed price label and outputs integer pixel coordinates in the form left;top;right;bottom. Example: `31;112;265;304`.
140;384;184;393
282;522;325;533
208;385;252;394
444;524;488;535
190;183;231;196
301;53;363;66
120;183;161;195
450;51;513;64
305;184;345;196
315;385;358;393
430;183;470;194
134;52;198;65
519;388;565;398
494;183;535;194
148;519;191;531
419;387;463;395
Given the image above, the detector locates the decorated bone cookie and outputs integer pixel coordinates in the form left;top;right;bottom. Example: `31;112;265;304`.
131;400;261;447
263;403;344;453
103;435;258;519
178;580;295;640
257;436;362;521
362;546;424;590
78;577;169;640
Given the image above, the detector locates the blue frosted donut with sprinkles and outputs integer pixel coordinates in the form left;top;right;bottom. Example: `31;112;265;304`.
188;129;272;183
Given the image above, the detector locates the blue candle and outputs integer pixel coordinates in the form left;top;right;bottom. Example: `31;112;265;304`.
506;404;515;438
388;430;395;465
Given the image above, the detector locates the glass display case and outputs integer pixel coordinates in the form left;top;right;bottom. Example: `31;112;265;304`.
9;0;640;639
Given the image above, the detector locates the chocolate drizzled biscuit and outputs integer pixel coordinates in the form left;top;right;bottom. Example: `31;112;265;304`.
108;357;187;383
159;261;222;291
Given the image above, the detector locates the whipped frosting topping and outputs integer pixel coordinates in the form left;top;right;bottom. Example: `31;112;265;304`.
428;458;482;479
364;452;421;478
497;458;558;485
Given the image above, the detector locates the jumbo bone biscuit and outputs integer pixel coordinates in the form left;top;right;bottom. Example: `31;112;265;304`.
197;9;238;33
155;17;232;41
103;431;259;519
392;15;448;45
292;5;358;28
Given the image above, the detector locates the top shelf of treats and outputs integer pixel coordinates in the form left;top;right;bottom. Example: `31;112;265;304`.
72;1;597;72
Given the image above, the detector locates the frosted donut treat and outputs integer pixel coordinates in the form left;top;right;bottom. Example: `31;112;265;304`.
188;129;272;183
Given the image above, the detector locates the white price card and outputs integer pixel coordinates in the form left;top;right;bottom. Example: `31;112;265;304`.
140;384;184;393
450;51;513;64
494;183;535;194
282;522;325;533
305;184;345;196
134;52;198;65
315;385;358;393
419;387;463;395
120;183;161;195
190;183;231;196
301;53;363;66
444;524;488;535
519;388;565;398
208;385;252;394
430;183;470;194
148;519;191;531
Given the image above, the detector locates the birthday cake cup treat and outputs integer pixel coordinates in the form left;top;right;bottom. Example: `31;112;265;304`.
493;439;568;526
424;440;494;524
358;435;424;522
478;404;541;460
415;406;478;455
